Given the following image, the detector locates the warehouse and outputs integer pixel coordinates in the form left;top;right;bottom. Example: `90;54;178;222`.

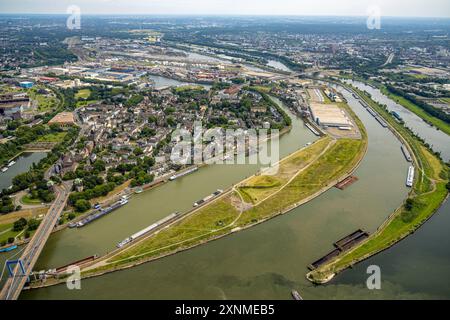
310;103;352;128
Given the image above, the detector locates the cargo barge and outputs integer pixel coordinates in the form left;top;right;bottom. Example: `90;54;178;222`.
69;196;129;228
194;189;223;207
169;166;198;181
401;145;412;162
375;116;388;128
305;122;320;136
117;212;181;248
366;107;377;117
406;166;415;188
358;100;368;108
335;176;359;190
308;229;369;270
333;229;369;251
55;255;98;273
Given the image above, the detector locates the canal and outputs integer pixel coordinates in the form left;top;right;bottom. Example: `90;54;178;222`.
21;89;417;299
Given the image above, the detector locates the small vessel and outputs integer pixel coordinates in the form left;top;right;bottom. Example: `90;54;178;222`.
291;290;303;300
1;167;8;173
135;187;144;194
406;166;415;188
7;161;16;167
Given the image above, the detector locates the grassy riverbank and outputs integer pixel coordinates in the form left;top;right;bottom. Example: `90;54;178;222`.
307;84;449;284
380;86;450;136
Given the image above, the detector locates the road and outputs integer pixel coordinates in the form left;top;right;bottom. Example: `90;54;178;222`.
0;181;72;300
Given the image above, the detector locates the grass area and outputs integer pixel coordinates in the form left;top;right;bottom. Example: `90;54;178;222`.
36;132;67;143
251;85;273;93
174;85;204;92
28;86;59;113
237;137;332;204
21;194;43;205
307;84;449;284
75;89;91;100
380;86;450;136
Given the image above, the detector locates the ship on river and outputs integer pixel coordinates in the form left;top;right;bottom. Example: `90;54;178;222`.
117;212;181;248
169;166;198;181
194;189;223;207
69;197;129;228
406;166;415;188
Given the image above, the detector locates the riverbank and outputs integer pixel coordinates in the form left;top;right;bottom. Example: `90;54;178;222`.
380;86;450;136
306;82;449;284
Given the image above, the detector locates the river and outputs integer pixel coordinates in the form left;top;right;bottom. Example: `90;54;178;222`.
0;152;47;191
345;80;450;162
21;90;419;299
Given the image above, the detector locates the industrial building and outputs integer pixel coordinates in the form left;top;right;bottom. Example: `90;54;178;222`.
310;103;353;128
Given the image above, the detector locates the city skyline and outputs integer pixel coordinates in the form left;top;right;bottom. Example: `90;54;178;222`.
0;0;449;18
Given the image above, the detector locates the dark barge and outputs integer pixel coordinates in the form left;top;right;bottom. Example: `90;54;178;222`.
308;229;369;270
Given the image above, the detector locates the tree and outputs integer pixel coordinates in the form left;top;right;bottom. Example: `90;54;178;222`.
405;198;415;211
13;218;27;232
133;147;144;156
27;218;40;231
74;199;91;213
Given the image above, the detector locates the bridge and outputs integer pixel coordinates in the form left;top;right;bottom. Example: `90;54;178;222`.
0;181;72;300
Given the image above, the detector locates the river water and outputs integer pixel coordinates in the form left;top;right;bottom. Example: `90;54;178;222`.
345;80;450;162
21;89;422;299
0;152;47;191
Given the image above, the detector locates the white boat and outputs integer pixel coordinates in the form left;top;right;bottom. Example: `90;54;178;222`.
7;161;16;167
1;167;8;173
406;166;415;188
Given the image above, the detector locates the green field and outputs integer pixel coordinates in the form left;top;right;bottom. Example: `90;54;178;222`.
380;86;450;136
75;89;91;99
307;84;449;284
36;132;67;143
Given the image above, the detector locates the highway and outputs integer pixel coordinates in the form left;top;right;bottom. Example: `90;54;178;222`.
0;181;72;300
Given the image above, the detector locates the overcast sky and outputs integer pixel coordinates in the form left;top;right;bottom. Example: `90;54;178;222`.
0;0;449;17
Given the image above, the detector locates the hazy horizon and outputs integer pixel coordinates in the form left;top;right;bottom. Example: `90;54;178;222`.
0;0;449;18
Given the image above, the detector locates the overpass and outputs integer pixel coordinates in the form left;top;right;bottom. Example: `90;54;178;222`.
0;181;72;300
